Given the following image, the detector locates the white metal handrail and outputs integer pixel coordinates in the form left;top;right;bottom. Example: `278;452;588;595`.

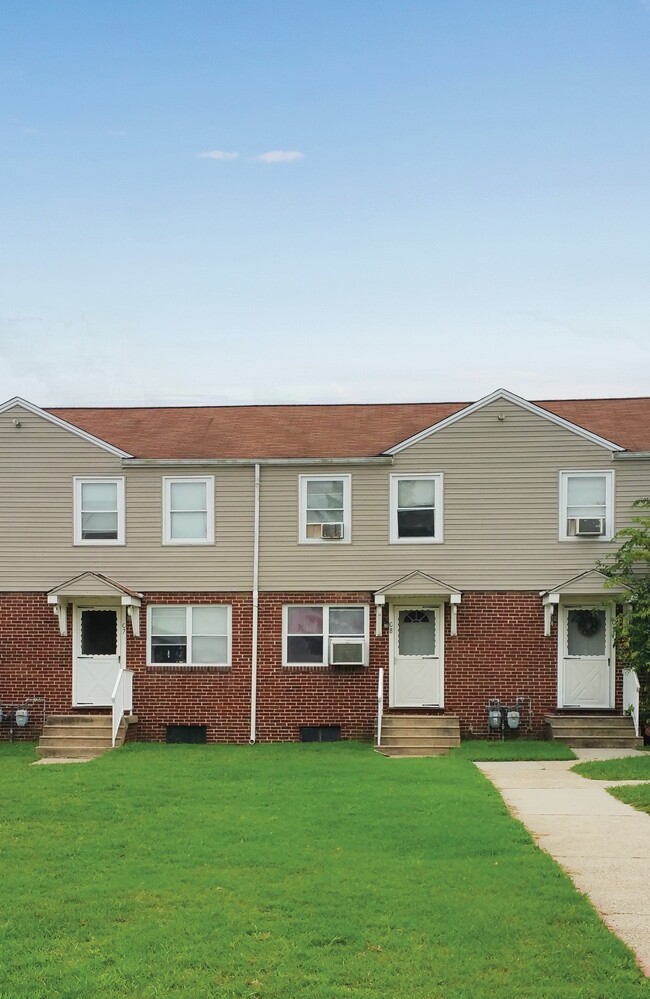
623;668;640;738
111;668;134;747
376;667;384;747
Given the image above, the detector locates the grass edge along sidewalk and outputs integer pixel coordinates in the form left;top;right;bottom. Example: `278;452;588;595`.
0;740;648;999
573;753;650;817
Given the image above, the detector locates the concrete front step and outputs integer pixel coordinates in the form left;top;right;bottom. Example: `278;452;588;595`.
377;714;460;757
39;735;113;750
545;714;642;749
44;714;111;726
37;713;134;759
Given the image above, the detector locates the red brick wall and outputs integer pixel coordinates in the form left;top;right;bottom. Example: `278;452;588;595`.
256;591;385;742
0;590;626;744
0;593;70;740
442;591;557;736
127;592;252;743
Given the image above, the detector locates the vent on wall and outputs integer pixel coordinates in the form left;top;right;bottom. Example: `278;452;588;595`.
300;725;341;743
166;724;207;744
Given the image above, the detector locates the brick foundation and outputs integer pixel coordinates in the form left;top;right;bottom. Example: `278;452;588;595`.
0;590;625;744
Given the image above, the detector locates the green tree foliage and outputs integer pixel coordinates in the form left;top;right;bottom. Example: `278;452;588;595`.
599;499;650;718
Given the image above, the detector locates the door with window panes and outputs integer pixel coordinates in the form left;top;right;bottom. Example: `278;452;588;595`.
73;606;124;706
390;605;443;707
560;605;614;709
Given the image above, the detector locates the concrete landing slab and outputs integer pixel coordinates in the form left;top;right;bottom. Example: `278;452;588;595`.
478;758;650;976
32;756;94;765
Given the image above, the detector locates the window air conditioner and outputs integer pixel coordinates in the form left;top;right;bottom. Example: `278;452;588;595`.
568;517;605;537
329;638;365;667
321;522;344;540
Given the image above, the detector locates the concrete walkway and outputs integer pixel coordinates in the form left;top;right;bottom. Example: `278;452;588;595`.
477;750;650;976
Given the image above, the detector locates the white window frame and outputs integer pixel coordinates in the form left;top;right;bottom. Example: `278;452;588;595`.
389;473;443;544
73;476;125;546
559;470;614;542
298;474;352;545
282;604;369;667
147;604;231;667
162;476;215;545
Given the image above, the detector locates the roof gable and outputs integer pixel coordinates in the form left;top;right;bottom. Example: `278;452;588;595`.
385;389;624;455
0;397;132;459
47;571;142;599
544;568;631;597
375;570;461;597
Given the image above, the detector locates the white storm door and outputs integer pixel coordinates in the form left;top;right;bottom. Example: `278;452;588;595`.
73;607;123;707
560;606;613;709
390;606;443;708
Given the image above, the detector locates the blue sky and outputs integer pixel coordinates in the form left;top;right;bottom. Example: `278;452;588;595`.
1;0;649;405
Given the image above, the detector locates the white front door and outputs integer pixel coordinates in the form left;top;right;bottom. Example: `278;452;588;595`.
73;606;124;707
559;605;614;709
390;605;443;708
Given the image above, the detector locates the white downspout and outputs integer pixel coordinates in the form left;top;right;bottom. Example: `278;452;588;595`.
249;462;261;743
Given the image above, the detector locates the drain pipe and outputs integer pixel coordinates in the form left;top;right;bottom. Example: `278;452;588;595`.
249;462;261;744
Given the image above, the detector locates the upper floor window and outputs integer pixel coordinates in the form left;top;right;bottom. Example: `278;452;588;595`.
298;475;351;544
73;477;125;545
559;471;614;541
163;477;215;545
390;474;443;543
148;604;230;666
283;604;368;667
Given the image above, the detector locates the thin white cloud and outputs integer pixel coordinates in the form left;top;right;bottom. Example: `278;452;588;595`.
197;150;239;160
255;150;304;163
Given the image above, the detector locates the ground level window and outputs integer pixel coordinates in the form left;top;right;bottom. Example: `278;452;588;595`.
283;605;367;666
149;605;230;666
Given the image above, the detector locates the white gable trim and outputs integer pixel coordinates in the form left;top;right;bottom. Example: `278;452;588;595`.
384;389;624;455
0;396;132;458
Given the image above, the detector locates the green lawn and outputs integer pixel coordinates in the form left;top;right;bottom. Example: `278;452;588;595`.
0;741;648;999
452;740;576;762
573;756;650;781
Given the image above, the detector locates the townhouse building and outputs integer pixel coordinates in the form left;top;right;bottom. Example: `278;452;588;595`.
1;389;648;753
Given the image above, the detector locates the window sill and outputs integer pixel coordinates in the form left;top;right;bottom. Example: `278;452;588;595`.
389;537;442;545
283;664;367;673
73;540;125;547
147;664;231;673
162;540;214;546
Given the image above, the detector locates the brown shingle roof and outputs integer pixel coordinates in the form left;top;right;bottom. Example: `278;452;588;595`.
47;396;650;459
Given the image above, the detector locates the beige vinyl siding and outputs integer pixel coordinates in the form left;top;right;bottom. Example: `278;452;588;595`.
0;407;254;591
258;399;649;592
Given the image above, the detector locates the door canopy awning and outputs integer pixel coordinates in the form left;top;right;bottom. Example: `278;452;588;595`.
540;569;631;637
46;572;143;637
374;571;462;636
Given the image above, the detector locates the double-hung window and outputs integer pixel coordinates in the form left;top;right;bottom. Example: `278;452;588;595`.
148;605;230;666
73;477;125;545
163;477;214;545
283;605;368;666
560;471;614;540
390;474;442;543
299;475;351;543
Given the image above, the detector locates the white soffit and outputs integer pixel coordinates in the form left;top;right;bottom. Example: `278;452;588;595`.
384;388;624;455
0;396;132;459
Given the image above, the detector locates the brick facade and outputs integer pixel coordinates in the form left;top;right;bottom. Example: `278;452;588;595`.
0;589;624;743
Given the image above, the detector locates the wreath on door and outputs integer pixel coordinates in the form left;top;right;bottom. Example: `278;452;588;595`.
574;609;602;637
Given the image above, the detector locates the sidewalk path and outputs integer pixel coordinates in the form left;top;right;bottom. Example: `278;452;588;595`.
477;751;650;976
